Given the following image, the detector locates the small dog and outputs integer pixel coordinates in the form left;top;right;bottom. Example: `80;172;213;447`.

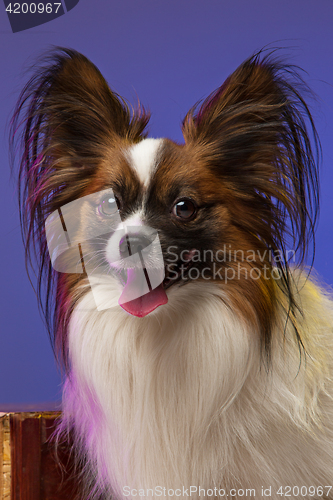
12;48;333;499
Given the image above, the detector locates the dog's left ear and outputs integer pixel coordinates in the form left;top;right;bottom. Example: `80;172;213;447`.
182;52;320;266
182;54;294;168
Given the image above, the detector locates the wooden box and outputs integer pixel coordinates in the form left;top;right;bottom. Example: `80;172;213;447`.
0;410;80;500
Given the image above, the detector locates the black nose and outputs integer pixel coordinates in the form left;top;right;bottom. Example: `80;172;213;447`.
119;234;152;258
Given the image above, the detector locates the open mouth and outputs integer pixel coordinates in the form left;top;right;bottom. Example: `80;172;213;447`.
118;249;197;318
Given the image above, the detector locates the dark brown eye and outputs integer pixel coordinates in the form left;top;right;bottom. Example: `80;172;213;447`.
172;199;197;220
98;195;121;216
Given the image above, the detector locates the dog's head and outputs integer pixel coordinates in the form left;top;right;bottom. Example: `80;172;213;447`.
11;48;319;366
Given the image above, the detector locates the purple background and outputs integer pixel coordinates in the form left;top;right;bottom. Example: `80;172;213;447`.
0;0;332;406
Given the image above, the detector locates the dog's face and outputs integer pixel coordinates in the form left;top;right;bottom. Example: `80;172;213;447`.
13;48;319;362
49;130;277;319
90;137;230;286
47;136;237;317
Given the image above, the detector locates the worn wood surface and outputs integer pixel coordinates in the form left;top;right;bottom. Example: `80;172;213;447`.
0;411;80;500
0;414;11;500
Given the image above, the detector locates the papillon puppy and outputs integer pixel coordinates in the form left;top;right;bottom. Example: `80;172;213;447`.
11;48;333;500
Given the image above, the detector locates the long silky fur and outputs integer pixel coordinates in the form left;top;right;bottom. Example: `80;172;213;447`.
10;48;150;368
182;51;321;358
11;48;333;500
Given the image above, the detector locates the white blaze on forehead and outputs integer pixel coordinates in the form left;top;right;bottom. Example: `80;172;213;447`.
128;138;164;188
116;211;145;230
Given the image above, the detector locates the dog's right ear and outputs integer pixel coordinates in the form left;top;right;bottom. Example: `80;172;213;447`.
10;49;150;341
11;47;150;217
13;48;149;167
34;48;150;146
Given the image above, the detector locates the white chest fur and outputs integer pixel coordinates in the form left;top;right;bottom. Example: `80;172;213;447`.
62;276;333;499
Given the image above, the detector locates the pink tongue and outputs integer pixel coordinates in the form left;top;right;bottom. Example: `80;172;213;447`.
119;268;168;317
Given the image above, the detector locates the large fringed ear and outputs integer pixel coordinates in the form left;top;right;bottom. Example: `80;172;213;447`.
183;55;286;147
10;48;150;361
12;47;150;202
183;52;320;360
12;48;150;199
182;52;320;268
11;47;150;247
29;48;149;152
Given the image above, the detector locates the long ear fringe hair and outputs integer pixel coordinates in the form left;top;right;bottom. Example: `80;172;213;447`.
9;47;150;369
183;49;321;360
